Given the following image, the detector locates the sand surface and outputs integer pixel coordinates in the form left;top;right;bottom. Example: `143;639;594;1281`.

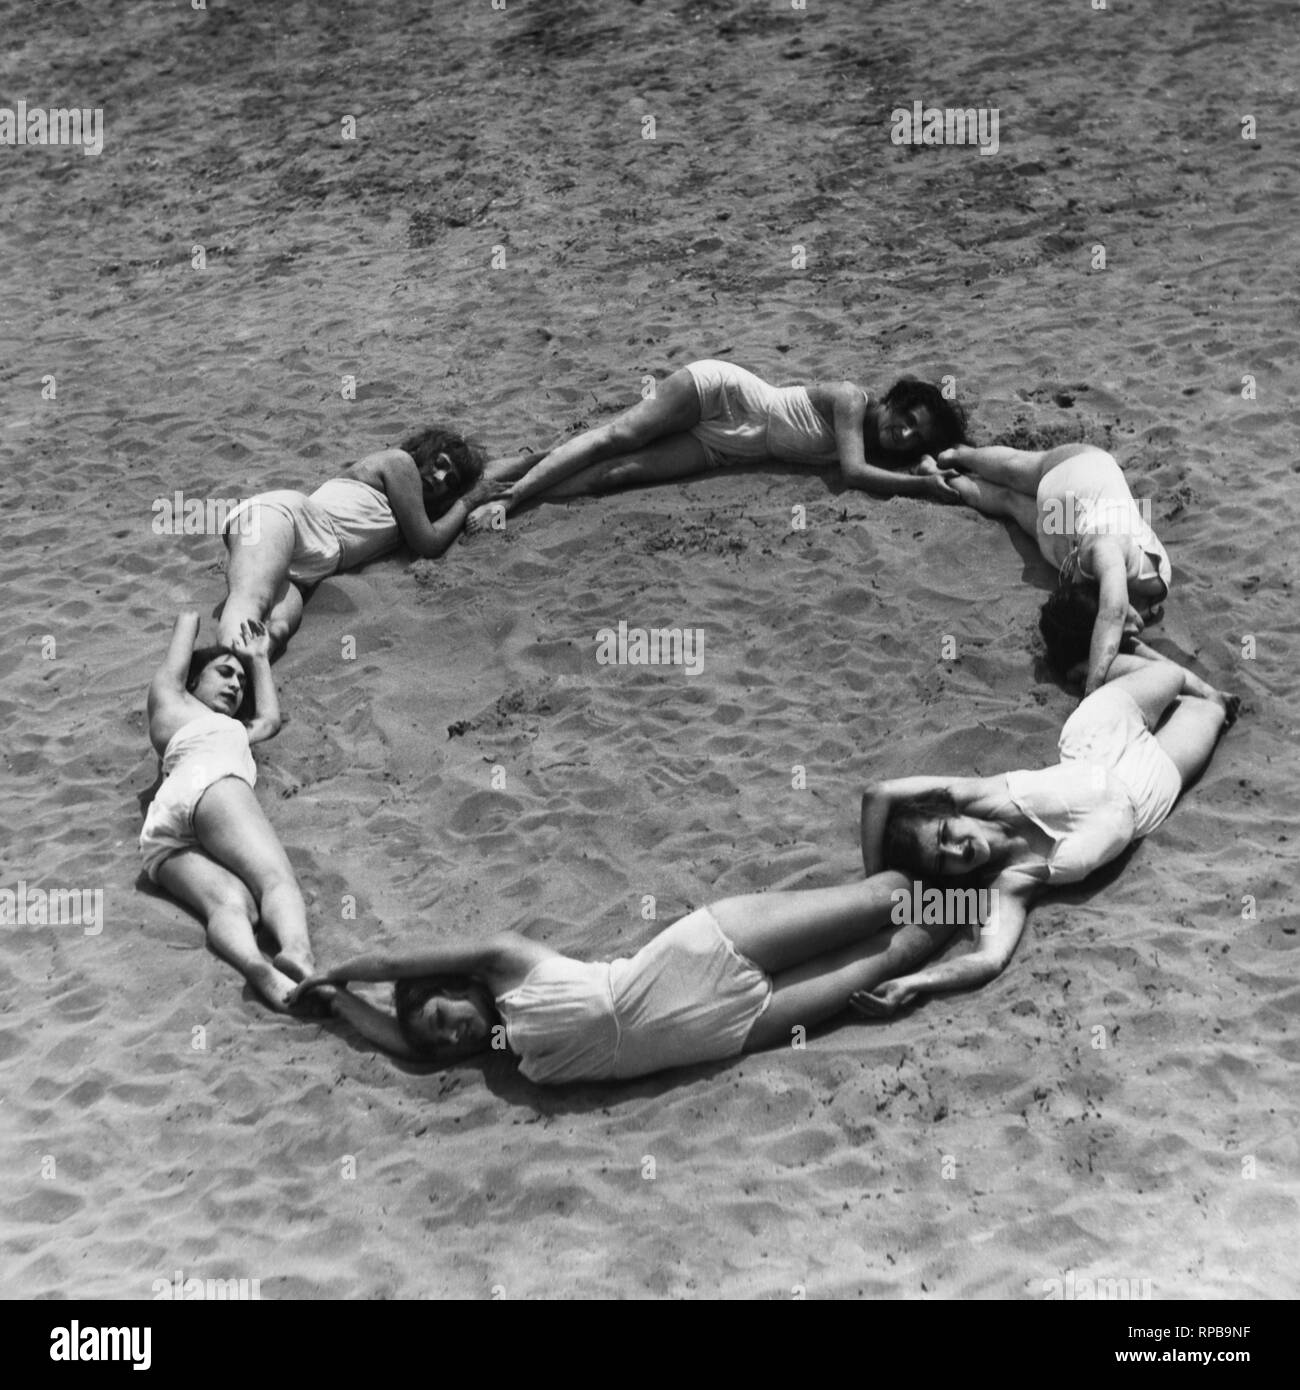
2;0;1298;1299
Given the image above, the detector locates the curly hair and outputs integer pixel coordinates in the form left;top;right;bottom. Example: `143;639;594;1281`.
399;425;487;518
1039;584;1099;675
881;378;970;458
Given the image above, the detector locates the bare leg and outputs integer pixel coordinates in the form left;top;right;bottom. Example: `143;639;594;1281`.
938;444;1047;492
542;434;709;497
1151;696;1230;786
483;449;551;483
1109;646;1222;703
744;914;957;1051
709;871;908;975
219;505;298;648
940;441;1097;494
1102;652;1239;726
950;476;1039;538
1095;659;1186;727
1097;654;1237;784
156;849;300;1011
498;368;703;511
192;778;315;981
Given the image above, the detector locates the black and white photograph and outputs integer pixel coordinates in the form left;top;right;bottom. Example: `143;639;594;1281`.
3;0;1296;1318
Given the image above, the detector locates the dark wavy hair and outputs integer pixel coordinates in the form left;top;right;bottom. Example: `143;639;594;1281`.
1039;584;1099;676
883;789;961;878
399;426;487;518
881;378;970;458
186;646;254;720
393;974;478;1060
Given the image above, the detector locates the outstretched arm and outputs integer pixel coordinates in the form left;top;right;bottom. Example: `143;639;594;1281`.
148;610;200;707
231;620;282;743
844;460;946;500
850;871;1037;1015
1083;539;1132;695
303;984;418;1058
292;930;554;996
833;387;960;501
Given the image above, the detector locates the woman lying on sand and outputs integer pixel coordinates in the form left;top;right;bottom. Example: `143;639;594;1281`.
141;610;314;1011
851;647;1239;1017
287;872;958;1084
940;443;1171;693
218;427;513;654
463;359;971;532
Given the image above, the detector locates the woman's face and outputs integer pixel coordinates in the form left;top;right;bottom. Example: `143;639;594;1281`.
410;986;493;1057
191;656;246;716
926;814;993;876
868;401;936;462
419;451;461;505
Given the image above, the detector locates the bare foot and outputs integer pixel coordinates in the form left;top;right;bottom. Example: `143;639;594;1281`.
848;990;897;1020
464;502;506;537
949;474;982;506
247;961;302;1013
936;444;979;470
1217;692;1244;729
273;948;316;983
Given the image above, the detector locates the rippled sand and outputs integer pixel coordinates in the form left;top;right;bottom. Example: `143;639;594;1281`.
2;0;1297;1299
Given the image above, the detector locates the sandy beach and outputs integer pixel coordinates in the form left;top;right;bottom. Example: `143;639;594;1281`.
2;0;1298;1300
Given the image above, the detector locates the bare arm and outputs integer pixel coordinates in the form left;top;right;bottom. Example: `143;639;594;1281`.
295;930;554;995
844;461;951;500
323;987;418;1058
1083;539;1131;695
851;871;1038;1014
145;611;203;751
831;390;959;501
147;610;200;709
231;621;281;743
378;451;511;559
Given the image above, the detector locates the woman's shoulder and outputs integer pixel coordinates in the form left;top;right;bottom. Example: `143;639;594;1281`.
805;380;866;413
347;448;415;488
491;932;566;992
146;693;215;753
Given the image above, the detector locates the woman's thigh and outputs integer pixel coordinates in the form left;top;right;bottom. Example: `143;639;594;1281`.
156;846;257;920
192;778;298;895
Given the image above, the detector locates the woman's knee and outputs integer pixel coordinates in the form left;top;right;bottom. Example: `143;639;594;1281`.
212;882;259;924
254;865;304;907
1159;698;1226;783
603;415;650;457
